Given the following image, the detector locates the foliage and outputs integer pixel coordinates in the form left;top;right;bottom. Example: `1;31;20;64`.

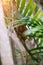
14;0;43;64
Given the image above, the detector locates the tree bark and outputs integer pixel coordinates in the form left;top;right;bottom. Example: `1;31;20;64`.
0;1;14;65
8;28;26;65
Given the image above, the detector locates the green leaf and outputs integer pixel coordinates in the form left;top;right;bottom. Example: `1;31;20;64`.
30;46;43;51
33;8;42;19
32;51;43;55
23;25;43;36
23;0;33;16
20;0;26;13
27;2;37;16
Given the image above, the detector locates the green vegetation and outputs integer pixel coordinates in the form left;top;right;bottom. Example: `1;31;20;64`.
14;0;43;64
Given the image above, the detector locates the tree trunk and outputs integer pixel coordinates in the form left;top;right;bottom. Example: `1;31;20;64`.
0;1;14;65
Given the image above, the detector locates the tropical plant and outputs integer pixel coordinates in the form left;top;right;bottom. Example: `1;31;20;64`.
13;0;43;64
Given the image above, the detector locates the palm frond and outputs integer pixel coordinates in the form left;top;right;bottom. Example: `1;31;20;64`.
15;0;43;63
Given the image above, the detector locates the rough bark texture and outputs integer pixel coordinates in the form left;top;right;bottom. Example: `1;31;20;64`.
0;1;14;65
8;28;26;65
